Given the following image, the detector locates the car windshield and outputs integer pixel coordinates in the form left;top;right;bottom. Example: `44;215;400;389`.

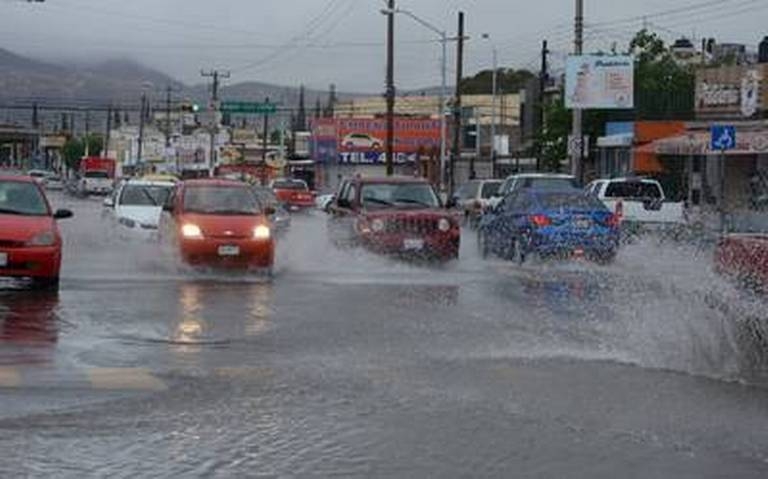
361;182;440;208
273;180;307;190
253;188;278;205
0;180;49;216
183;186;260;215
481;181;502;198
537;192;608;211
119;185;172;207
85;171;110;179
604;181;662;199
521;177;579;190
456;182;480;199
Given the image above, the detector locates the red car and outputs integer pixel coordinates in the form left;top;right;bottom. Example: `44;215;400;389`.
161;179;275;272
0;175;73;289
328;177;460;261
271;179;315;211
716;233;768;292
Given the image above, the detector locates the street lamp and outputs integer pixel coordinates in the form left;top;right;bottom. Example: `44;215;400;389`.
481;33;499;178
382;7;450;189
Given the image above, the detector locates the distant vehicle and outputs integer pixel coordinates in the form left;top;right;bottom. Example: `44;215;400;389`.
26;169;51;185
586;177;687;233
450;179;503;228
315;193;336;212
328;176;460;261
103;179;175;239
342;133;383;150
160;179;275;273
715;212;768;292
43;174;64;191
488;173;579;208
271;178;315;211
79;157;117;195
478;189;620;263
252;186;291;236
0;175;73;289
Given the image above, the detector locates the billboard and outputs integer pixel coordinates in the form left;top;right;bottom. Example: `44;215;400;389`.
565;55;634;109
311;118;442;164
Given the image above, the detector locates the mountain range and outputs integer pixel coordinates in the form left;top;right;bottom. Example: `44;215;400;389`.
0;48;344;109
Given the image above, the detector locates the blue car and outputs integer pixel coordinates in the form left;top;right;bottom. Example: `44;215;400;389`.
478;189;620;263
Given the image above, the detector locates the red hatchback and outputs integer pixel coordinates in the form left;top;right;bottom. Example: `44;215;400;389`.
328;177;460;261
0;175;73;289
161;179;275;272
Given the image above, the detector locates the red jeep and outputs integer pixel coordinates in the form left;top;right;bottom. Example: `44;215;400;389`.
271;178;315;211
328;177;460;261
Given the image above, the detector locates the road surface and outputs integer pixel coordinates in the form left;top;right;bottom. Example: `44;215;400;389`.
1;192;767;478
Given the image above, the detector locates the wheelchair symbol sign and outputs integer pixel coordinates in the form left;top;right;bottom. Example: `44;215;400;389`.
711;125;736;151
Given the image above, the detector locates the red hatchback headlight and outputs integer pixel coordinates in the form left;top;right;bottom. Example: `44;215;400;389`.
26;231;57;247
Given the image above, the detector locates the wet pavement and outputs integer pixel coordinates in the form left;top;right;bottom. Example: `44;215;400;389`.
2;192;768;478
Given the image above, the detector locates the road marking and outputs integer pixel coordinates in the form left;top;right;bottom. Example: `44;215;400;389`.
0;367;22;388
87;368;167;391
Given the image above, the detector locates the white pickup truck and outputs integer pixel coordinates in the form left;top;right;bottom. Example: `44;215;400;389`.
586;178;686;229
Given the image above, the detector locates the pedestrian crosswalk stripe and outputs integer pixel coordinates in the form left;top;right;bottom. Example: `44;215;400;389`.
0;367;166;391
87;368;167;391
0;367;22;388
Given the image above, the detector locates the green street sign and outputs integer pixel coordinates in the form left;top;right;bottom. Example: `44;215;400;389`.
221;101;277;115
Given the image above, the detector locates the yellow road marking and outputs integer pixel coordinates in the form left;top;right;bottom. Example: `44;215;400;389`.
0;367;21;388
88;368;167;391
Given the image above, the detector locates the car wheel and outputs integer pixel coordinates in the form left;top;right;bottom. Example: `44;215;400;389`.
32;276;59;291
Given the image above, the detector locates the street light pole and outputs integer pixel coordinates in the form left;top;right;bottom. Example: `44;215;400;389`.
571;0;584;179
385;0;396;177
490;44;499;178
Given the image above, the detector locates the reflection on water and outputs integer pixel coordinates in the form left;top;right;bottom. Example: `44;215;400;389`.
173;281;275;355
0;292;60;365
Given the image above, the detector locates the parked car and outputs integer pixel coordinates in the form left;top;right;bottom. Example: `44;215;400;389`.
160;179;275;273
0;175;73;289
715;212;768;292
252;186;291;236
103;179;175;239
43;174;64;191
478;188;620;263
488;173;579;209
585;178;686;236
449;179;503;228
328;176;460;261
315;193;336;213
271;178;315;211
79;157;116;196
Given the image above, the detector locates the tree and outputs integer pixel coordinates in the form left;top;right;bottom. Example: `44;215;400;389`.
629;29;695;120
460;68;536;95
61;134;105;172
536;100;571;172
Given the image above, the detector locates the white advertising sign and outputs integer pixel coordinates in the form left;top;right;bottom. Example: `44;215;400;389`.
565;55;634;109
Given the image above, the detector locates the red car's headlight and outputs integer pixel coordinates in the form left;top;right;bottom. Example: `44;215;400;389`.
26;231;57;247
254;225;271;240
181;224;203;239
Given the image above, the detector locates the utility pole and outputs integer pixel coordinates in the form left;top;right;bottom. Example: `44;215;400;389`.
137;93;146;168
571;0;584;179
201;69;230;176
385;0;396;176
450;11;465;194
84;110;91;157
105;105;112;159
164;85;173;148
538;39;549;171
262;97;270;163
491;44;498;178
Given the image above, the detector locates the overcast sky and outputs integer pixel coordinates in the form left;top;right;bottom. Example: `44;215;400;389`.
0;0;765;93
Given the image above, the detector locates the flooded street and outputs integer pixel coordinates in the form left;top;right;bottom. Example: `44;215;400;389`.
2;193;768;478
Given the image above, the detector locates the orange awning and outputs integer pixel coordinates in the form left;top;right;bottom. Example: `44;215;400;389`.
633;142;664;173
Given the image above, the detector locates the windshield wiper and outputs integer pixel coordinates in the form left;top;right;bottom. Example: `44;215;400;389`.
139;188;158;206
393;198;434;207
0;208;27;215
363;198;394;206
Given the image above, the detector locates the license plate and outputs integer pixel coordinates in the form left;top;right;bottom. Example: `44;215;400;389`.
574;219;591;229
573;249;586;257
0;252;6;267
218;245;240;257
403;238;424;251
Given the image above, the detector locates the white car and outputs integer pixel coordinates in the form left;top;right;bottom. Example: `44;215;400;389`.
586;177;686;227
450;179;503;227
80;171;114;196
104;179;176;239
342;133;383;150
488;173;579;208
315;193;335;212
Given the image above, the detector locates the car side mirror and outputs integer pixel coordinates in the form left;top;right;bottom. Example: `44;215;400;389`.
54;209;73;220
336;199;350;209
445;198;457;209
103;197;115;208
162;202;174;213
264;206;276;216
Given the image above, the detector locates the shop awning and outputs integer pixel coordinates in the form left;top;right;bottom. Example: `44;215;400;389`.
654;130;768;156
633;142;664;173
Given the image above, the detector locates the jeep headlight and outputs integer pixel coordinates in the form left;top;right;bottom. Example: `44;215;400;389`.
371;218;385;233
438;218;451;232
